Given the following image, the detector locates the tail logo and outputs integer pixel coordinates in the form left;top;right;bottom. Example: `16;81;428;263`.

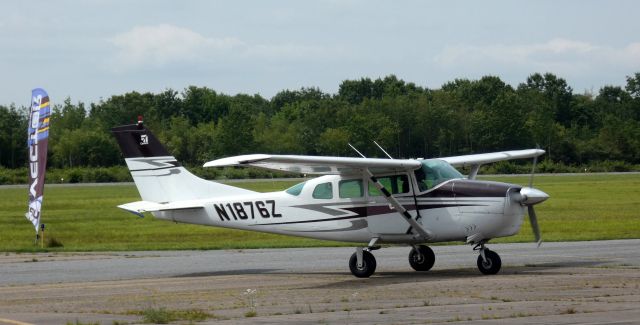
140;134;149;145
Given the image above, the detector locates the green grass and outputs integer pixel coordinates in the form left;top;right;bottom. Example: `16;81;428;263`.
0;180;352;252
0;174;639;252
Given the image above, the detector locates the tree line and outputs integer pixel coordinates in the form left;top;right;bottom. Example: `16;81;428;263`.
1;73;639;172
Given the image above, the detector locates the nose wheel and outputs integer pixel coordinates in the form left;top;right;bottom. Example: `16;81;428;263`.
349;249;377;278
476;244;502;275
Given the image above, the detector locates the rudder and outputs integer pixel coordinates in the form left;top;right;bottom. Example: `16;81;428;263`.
111;122;254;203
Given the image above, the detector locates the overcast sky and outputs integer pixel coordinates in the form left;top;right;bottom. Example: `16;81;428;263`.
1;0;639;106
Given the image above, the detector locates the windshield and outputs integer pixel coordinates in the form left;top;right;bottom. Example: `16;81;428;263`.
414;159;463;192
285;181;306;196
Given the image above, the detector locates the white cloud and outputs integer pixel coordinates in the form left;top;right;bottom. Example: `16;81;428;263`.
108;24;351;72
434;38;640;73
109;24;244;69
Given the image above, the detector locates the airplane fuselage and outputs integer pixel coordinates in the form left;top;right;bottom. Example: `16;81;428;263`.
153;175;526;245
112;123;548;277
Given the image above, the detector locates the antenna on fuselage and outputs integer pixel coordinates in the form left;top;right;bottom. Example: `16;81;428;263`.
348;143;366;158
373;140;393;159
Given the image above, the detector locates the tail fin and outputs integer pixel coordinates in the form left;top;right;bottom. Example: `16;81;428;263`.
111;123;254;203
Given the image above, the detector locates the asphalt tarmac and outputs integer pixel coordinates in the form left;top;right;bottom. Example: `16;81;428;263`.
2;239;639;286
0;239;639;324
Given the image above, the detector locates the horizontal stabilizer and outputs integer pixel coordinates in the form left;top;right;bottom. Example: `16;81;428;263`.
118;200;205;217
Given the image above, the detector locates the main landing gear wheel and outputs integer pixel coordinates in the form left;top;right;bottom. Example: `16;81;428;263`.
409;245;435;271
349;250;377;278
477;249;501;275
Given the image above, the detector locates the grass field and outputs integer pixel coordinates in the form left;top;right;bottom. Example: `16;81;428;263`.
0;174;639;252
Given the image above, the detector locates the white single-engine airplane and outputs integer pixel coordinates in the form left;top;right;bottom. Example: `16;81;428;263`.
112;120;549;277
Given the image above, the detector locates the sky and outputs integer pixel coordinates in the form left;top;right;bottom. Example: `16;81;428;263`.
1;0;639;106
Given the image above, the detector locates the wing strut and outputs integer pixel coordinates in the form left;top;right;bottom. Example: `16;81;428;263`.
364;168;432;240
468;164;481;180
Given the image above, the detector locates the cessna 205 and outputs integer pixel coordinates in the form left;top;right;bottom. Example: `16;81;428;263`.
112;120;549;278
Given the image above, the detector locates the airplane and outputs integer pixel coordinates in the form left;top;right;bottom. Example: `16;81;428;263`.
111;119;549;278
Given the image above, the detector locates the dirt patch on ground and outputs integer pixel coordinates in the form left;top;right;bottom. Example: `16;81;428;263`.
1;265;639;324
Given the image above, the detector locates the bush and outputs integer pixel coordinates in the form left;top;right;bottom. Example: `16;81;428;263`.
0;167;26;185
587;160;633;172
0;167;11;185
67;169;83;183
46;236;64;248
142;307;173;324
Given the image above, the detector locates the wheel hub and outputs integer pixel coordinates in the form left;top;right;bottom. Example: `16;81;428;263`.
414;253;424;264
482;258;492;269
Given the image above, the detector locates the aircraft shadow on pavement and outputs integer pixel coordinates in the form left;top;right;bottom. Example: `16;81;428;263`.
299;262;609;289
169;260;608;283
514;259;610;270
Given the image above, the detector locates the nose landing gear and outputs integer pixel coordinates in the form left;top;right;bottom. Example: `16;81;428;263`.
349;247;377;278
474;242;502;275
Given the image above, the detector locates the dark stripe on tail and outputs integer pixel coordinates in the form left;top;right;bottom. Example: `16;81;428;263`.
111;124;171;158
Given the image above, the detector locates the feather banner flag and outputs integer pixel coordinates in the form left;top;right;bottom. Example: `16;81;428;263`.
25;88;50;233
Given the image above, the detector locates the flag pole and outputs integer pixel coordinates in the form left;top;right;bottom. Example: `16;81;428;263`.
40;224;45;248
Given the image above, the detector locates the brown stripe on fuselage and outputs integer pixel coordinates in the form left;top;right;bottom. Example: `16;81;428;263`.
418;179;520;198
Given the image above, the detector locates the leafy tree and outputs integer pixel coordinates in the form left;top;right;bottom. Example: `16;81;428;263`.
271;87;328;112
181;86;228;124
3;72;640;174
51;98;86;131
51;128;119;167
0;105;27;168
214;102;257;156
317;128;351;156
518;73;573;126
470;91;529;151
625;72;640;99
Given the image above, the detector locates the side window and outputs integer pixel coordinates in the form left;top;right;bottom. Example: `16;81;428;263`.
339;179;363;198
312;182;333;199
368;175;410;196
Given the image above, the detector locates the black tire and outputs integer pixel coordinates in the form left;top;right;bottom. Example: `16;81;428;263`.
477;249;501;275
408;245;435;271
349;250;377;278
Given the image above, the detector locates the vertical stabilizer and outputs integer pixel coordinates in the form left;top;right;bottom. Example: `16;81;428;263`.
111;123;254;203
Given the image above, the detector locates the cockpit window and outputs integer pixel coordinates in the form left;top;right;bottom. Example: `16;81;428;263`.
368;175;410;196
414;159;463;191
285;181;306;196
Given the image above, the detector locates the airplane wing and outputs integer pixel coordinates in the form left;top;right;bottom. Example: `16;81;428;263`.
203;149;544;175
118;200;205;217
439;149;545;167
203;154;422;175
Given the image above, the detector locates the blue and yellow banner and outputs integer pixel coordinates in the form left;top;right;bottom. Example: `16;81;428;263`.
25;88;50;233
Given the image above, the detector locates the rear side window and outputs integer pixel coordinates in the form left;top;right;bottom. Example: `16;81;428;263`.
369;175;410;196
339;179;363;198
312;182;333;199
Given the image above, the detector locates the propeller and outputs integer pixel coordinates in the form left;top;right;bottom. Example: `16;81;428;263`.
528;205;542;247
520;151;545;247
